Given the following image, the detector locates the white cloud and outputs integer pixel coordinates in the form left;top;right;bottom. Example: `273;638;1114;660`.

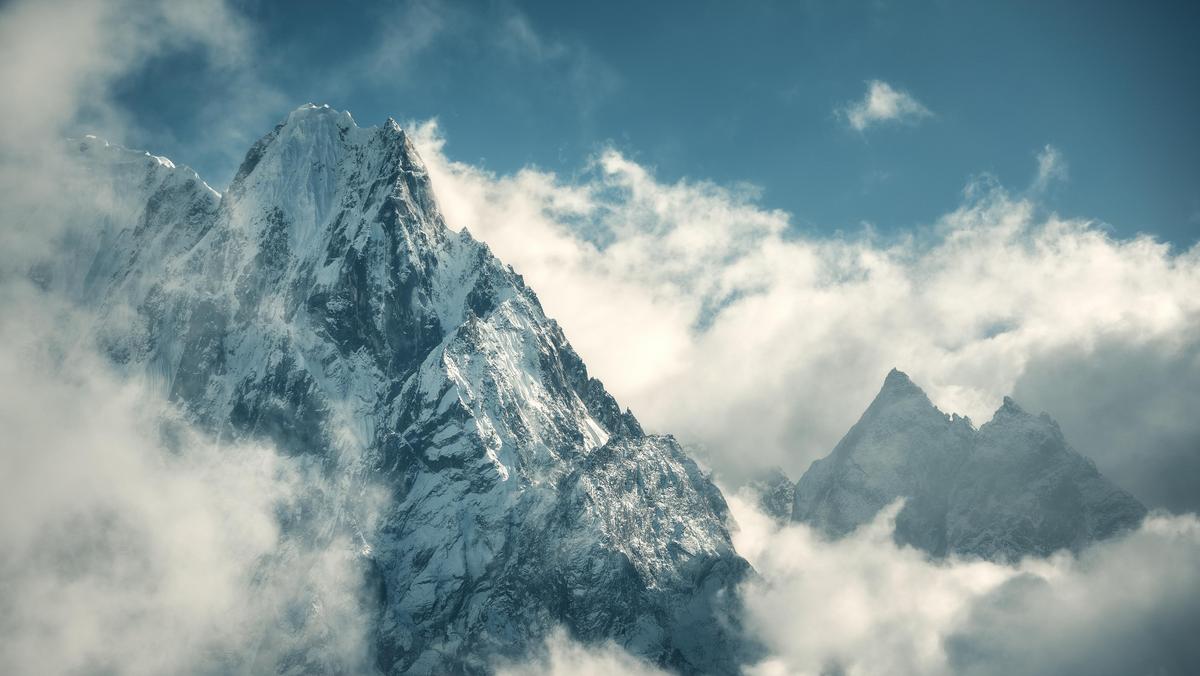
500;11;568;61
727;490;1200;676
840;79;932;131
0;0;280;259
494;629;670;676
1012;335;1200;513
944;516;1200;676
0;0;253;151
410;121;1200;499
1031;143;1069;192
364;0;452;82
494;8;621;117
0;283;379;675
0;4;377;673
0;0;287;195
351;2;618;121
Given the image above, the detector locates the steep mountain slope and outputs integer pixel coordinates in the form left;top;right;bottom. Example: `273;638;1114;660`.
51;105;756;674
792;369;1146;561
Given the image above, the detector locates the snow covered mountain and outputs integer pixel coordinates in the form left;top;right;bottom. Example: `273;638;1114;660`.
792;369;1147;561
48;105;757;674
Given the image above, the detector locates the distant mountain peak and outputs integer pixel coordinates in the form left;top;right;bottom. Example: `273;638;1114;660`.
869;367;933;407
793;370;1145;561
995;395;1027;417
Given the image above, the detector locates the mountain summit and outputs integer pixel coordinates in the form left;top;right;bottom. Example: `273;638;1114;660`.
792;369;1146;561
52;104;757;674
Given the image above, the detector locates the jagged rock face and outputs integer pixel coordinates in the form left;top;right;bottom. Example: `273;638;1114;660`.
793;369;975;555
944;397;1148;560
36;136;221;309
55;105;755;674
793;369;1146;561
746;467;796;523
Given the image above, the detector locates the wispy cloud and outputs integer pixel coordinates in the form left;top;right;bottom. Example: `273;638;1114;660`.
1031;143;1069;192
839;79;932;131
0;284;380;675
499;11;567;61
363;0;452;82
0;3;376;672
0;0;282;196
494;8;621;117
354;3;619;121
0;0;255;154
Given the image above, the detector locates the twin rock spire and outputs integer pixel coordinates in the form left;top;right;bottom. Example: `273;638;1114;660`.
792;368;1146;561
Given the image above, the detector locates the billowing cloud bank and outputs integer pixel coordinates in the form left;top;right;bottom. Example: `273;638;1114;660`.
0;286;378;675
494;629;670;676
412;121;1200;508
0;4;373;672
728;494;1200;676
496;497;1200;676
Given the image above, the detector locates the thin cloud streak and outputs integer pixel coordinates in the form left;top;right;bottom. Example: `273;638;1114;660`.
1031;143;1069;192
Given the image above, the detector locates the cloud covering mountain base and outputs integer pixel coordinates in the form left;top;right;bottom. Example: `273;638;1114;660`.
728;493;1200;676
0;285;380;675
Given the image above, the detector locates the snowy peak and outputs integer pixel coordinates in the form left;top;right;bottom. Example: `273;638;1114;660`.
947;396;1144;559
992;395;1028;420
287;102;357;126
880;367;921;396
848;369;972;454
793;369;973;545
862;368;961;427
793;369;1147;561
226;104;441;249
72;134;220;199
59;104;756;674
33;135;222;303
979;396;1066;454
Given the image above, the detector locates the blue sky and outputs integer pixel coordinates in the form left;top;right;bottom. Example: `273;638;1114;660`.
114;0;1199;246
